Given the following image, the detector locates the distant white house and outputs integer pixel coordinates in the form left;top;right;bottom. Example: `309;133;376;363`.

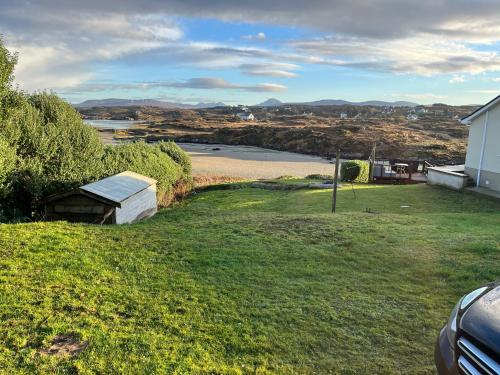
237;112;255;121
415;107;429;114
407;114;418;121
340;112;348;119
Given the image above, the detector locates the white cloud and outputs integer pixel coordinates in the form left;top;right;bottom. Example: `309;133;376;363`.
449;74;466;83
248;70;297;78
62;77;287;93
249;83;287;92
243;32;266;41
2;0;500;97
291;35;500;75
3;12;182;91
4;0;500;42
239;63;299;77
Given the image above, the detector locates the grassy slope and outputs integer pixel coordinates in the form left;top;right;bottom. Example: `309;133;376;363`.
0;184;499;374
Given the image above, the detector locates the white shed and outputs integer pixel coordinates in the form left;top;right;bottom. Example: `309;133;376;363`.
46;171;157;224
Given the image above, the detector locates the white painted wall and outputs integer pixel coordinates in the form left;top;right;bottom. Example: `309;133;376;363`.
465;103;500;174
115;185;157;224
427;168;469;190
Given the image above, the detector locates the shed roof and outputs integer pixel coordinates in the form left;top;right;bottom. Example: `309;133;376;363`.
80;171;156;205
461;94;500;124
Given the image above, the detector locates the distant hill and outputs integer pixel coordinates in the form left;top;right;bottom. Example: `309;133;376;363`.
255;98;418;107
76;97;417;109
193;102;227;109
75;98;227;109
257;98;284;107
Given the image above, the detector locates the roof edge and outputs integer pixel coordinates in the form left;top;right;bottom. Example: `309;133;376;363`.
44;188;121;207
461;94;500;124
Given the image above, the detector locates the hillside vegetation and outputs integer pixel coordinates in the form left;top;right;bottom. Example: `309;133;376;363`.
79;103;474;164
1;183;499;373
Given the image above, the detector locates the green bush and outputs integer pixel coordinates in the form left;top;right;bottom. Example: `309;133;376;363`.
156;141;192;175
102;141;183;194
0;135;16;198
341;160;370;183
15;94;105;207
0;92;106;217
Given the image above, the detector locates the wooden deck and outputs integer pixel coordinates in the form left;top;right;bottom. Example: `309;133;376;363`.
373;172;427;184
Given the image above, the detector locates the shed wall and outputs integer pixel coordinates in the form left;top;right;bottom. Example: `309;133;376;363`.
46;194;115;223
115;184;157;224
427;168;469;190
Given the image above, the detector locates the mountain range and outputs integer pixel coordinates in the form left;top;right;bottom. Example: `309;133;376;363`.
257;98;418;107
75;98;227;109
75;97;419;109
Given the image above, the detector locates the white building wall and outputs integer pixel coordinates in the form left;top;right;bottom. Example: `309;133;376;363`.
465;103;500;174
115;185;157;224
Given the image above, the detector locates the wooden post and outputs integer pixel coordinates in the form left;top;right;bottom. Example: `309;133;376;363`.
332;149;341;213
369;143;376;182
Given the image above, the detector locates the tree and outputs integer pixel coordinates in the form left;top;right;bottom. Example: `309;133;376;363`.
0;135;16;197
0;37;17;95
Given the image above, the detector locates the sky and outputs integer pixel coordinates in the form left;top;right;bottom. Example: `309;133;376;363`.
1;0;499;105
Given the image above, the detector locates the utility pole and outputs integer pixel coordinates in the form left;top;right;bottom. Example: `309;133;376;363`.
369;143;376;182
332;149;340;213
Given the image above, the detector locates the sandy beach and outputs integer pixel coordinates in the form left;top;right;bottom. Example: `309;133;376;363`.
179;143;335;179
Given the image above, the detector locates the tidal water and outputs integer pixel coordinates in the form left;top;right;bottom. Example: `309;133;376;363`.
85;119;143;130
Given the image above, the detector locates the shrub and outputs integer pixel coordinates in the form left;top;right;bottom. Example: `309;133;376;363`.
0;135;16;199
156;141;192;176
25;93;105;182
0;93;105;217
157;179;193;207
306;174;333;180
341;160;370;183
102;141;183;195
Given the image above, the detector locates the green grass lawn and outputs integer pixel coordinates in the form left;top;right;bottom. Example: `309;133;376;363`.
0;183;499;374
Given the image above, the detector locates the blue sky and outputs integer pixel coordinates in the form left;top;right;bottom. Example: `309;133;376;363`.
1;0;499;105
